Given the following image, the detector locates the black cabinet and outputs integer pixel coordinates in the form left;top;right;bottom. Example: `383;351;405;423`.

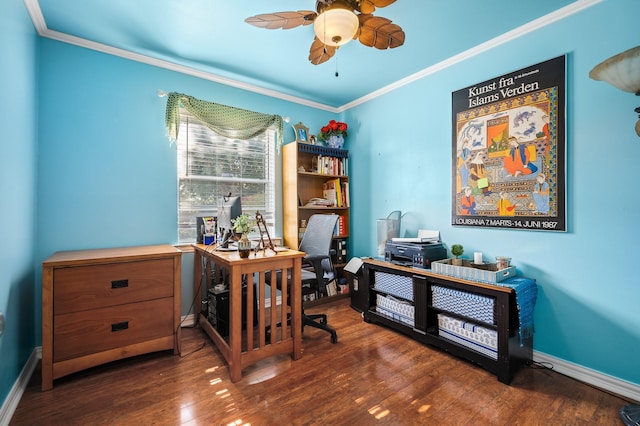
362;259;533;384
345;258;368;313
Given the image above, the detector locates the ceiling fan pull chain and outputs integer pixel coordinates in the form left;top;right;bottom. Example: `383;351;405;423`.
335;52;339;77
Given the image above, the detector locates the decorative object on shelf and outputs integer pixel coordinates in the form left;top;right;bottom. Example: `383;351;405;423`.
432;258;517;283
293;122;309;143
474;251;483;265
244;1;405;66
309;134;317;144
589;45;640;137
232;214;253;258
327;134;344;149
318;119;347;148
495;256;512;270
451;244;464;266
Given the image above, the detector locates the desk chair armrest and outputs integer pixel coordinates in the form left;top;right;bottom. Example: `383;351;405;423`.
304;254;331;263
302;254;335;295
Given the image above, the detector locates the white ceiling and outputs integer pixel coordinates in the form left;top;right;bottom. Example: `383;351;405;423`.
28;0;591;110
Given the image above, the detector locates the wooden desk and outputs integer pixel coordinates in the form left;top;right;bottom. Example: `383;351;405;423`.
192;244;305;382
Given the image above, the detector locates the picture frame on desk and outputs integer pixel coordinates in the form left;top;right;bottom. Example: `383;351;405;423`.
293;122;309;143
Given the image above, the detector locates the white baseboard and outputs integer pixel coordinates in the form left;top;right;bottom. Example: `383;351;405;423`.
0;347;41;426
180;314;196;327
533;350;640;403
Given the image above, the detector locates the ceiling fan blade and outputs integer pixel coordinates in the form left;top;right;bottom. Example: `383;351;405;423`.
356;14;405;49
357;0;396;14
309;38;337;65
245;11;316;30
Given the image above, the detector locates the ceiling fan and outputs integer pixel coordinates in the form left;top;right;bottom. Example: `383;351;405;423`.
245;0;405;65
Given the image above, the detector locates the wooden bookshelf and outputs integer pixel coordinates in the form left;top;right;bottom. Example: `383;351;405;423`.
283;141;350;304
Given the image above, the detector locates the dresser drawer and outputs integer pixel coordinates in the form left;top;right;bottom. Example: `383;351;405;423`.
53;297;174;362
54;259;174;314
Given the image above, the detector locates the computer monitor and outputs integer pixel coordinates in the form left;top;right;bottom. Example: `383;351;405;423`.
217;195;242;247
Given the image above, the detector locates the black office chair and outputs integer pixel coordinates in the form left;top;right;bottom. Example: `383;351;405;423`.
297;214;339;343
267;214;339;344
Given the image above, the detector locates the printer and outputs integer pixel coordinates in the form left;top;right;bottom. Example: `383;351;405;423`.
384;240;447;269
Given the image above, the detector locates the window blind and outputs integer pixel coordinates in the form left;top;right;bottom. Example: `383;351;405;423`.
177;108;276;243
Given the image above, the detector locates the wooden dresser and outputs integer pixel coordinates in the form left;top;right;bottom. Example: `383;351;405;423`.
41;245;182;391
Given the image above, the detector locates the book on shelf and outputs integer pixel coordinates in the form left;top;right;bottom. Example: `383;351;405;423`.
323;178;343;207
341;181;349;207
313;154;347;176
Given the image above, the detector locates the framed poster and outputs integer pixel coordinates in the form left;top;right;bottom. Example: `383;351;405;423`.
452;55;566;232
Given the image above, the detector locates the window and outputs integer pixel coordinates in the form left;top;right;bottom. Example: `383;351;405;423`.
177;108;276;244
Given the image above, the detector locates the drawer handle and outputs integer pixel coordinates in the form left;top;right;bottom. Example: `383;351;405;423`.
111;279;129;289
111;321;129;332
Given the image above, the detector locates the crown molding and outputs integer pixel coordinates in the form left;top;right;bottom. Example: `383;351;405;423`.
338;0;603;111
46;28;338;112
23;0;338;112
25;0;601;114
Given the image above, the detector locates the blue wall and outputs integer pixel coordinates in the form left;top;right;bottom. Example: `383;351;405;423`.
35;38;337;343
0;0;39;407
2;0;639;410
345;0;640;385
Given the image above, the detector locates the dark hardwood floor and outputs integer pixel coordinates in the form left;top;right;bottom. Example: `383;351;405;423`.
11;299;630;425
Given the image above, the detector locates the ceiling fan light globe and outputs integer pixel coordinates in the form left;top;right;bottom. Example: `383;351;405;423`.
313;8;359;47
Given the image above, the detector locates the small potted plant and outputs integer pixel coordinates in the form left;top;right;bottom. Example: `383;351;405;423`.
451;244;464;266
232;214;253;258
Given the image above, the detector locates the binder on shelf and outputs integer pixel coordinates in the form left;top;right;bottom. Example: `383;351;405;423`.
333;215;346;236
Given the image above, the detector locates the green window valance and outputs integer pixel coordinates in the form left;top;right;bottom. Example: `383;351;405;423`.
165;92;283;147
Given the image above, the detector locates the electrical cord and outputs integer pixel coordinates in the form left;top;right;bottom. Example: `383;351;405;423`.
176;252;209;359
526;360;554;371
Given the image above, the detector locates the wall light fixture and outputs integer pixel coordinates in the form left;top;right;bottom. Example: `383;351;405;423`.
589;46;640;137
